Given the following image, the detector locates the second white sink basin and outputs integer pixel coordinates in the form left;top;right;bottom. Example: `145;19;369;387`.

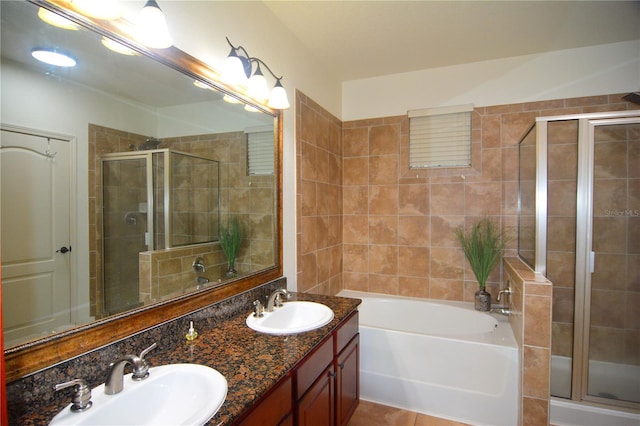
49;364;227;426
246;301;334;335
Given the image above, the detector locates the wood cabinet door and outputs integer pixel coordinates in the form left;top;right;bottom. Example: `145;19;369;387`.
336;335;359;426
297;364;335;426
235;375;292;426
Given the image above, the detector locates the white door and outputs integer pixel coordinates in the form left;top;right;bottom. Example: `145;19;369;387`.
0;127;73;346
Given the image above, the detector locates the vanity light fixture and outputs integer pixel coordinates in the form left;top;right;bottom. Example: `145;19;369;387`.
135;0;173;49
31;48;77;67
38;7;80;30
221;37;290;110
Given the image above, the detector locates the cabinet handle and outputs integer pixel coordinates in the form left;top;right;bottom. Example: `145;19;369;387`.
338;363;345;369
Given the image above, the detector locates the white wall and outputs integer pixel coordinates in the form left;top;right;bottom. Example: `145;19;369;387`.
342;40;640;121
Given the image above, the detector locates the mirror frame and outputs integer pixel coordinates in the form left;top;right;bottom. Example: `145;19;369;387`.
4;0;283;383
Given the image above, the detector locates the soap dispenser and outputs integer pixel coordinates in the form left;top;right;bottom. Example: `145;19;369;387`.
185;321;198;341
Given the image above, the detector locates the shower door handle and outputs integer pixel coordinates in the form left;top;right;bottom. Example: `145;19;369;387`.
56;246;71;254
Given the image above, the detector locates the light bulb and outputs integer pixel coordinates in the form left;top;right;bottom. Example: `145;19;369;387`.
136;0;173;49
267;80;290;110
247;68;269;102
221;54;248;86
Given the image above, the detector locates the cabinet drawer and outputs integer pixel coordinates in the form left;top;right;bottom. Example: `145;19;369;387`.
295;336;333;400
334;311;358;355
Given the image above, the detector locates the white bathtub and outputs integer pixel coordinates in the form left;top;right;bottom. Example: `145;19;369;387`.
338;290;518;426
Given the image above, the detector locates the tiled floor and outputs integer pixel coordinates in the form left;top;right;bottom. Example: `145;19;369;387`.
348;401;470;426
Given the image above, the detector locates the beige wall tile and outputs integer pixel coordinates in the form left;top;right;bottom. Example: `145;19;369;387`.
343;157;369;185
398;216;430;246
343;185;369;215
369;185;399;215
523;346;550;399
524;295;552;347
398;184;429;215
398;246;430;277
369;215;398;245
369;245;398;275
431;183;465;215
523;397;548;426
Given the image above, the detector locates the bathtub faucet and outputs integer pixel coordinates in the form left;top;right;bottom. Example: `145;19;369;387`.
497;287;512;303
266;288;290;312
491;306;512;316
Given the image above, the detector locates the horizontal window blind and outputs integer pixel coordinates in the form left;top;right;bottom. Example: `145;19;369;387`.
246;130;274;175
408;104;473;169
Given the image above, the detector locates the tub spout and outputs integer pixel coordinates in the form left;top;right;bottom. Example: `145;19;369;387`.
491;306;511;316
497;287;512;303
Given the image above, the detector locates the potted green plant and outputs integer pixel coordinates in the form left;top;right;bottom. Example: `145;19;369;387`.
455;216;507;311
219;216;244;278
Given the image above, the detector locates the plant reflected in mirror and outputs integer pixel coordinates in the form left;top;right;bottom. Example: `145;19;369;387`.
219;216;244;278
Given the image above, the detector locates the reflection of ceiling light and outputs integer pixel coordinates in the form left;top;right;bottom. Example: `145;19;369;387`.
136;0;173;49
193;80;210;89
101;37;138;56
38;7;80;30
244;104;261;113
223;94;242;104
31;48;77;67
71;0;121;20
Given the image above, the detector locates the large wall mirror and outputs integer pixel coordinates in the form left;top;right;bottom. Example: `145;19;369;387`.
1;0;282;381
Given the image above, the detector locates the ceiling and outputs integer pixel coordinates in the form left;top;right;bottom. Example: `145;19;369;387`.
263;1;640;82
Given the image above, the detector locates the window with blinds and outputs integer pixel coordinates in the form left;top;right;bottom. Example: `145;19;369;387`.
246;130;274;175
408;104;473;169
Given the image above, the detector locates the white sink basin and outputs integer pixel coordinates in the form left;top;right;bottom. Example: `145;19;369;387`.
49;364;227;426
246;301;334;335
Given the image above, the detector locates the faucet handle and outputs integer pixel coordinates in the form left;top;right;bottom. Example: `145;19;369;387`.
253;300;264;317
132;342;157;380
53;378;92;412
139;342;157;359
274;293;284;308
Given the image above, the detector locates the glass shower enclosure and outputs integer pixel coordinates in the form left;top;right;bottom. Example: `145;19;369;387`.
100;149;219;315
518;110;640;411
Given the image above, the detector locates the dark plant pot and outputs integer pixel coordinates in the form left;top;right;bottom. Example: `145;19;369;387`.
225;261;237;278
475;289;491;311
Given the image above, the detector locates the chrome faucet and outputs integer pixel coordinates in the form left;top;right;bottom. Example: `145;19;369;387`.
265;288;290;312
104;343;157;395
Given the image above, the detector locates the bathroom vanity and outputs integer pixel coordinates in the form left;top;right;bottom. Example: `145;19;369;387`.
236;310;359;425
7;285;360;426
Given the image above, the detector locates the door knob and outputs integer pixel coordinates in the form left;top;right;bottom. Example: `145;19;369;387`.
56;246;71;254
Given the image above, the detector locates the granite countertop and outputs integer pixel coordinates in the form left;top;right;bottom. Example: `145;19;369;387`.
22;292;360;426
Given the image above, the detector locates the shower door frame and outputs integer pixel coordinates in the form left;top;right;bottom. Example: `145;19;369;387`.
575;114;640;409
100;152;155;316
533;110;640;410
